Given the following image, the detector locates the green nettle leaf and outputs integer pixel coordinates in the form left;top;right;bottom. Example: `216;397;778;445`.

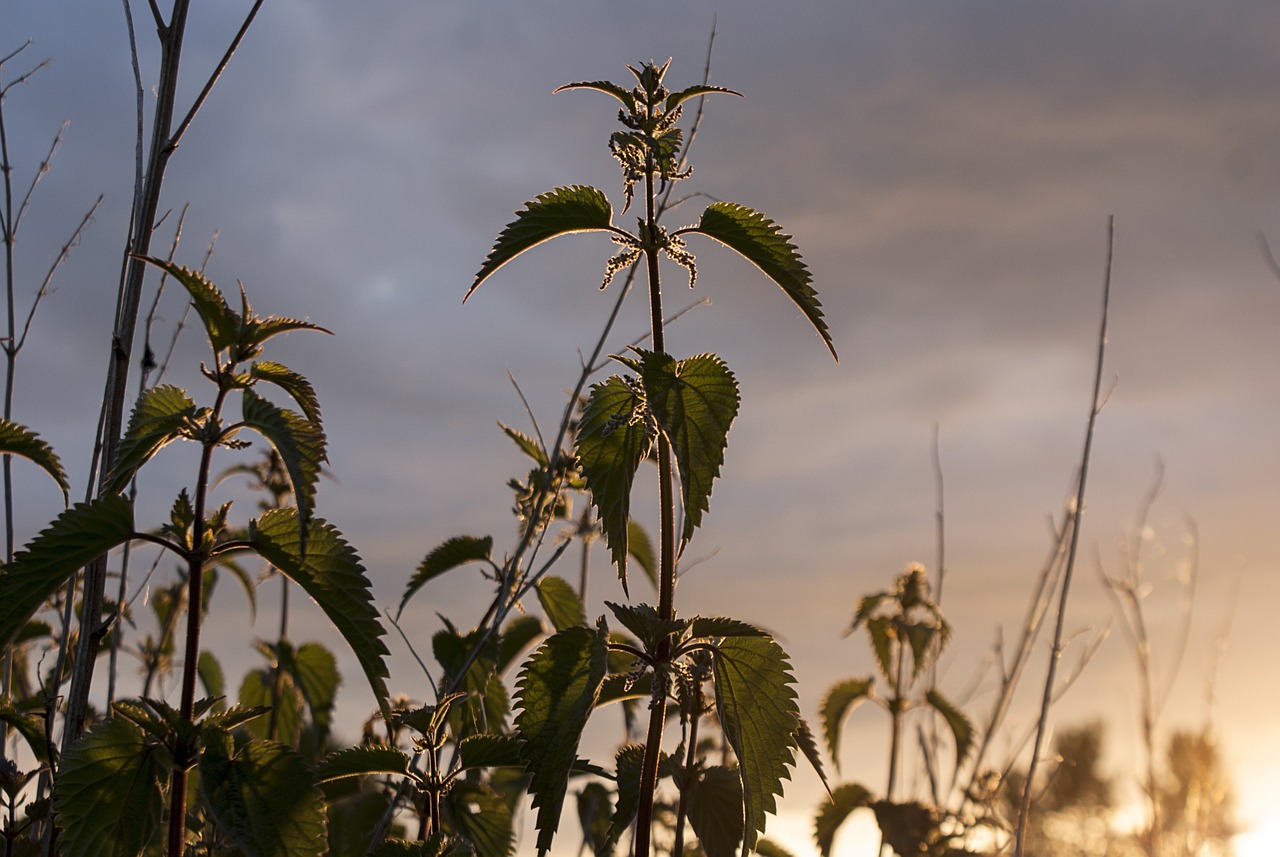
636;350;739;545
497;614;544;675
866;616;895;683
535;574;587;630
681;202;836;360
689;616;770;640
434;628;503;736
514;624;609;857
248;509;391;723
0;697;52;763
104;384;200;494
287;641;341;730
664;84;741;112
327;792;393;857
199;731;328;857
819;677;874;773
685;765;745;857
241;388;327;528
605;601;686;655
754;838;799;857
251;361;323;425
710;630;800;854
795;716;833;798
813;782;872;857
444;781;515;857
457;733;524;771
626;520;658;590
315;745;412;783
400;535;494;619
0;419;69;503
467;185;617;300
553;79;638;113
904;621;940;680
499;422;548;466
204;703;273;733
239;668;303;745
142;257;240;352
576;780;613;857
605;743;647;851
576;375;649;590
53;716;164;857
198;649;227;705
925;689;974;774
240;312;330;354
0;494;135;647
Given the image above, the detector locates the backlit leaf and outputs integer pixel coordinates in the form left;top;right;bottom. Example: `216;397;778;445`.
238;668;302;746
664;84;741;112
468;186;616;301
500;422;548;466
315;744;411;783
710;629;800;853
0;696;53;763
755;839;798;857
53;715;164;857
604;743;647;851
444;781;515;857
576;375;649;591
457;733;523;771
637;350;739;545
289;641;341;731
536;574;587;631
683;202;835;360
685;765;744;857
104;384;199;494
819;677;874;772
514;624;608;856
141;257;239;352
0;495;134;647
497;614;544;675
813;782;872;857
434;627;503;737
0;419;68;503
400;535;493;619
249;509;391;723
241;388;327;532
626;520;657;591
251;361;322;425
199;731;327;857
553;80;637;114
925;689;974;774
795;716;833;798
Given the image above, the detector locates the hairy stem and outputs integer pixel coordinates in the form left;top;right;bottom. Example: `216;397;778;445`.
635;120;678;857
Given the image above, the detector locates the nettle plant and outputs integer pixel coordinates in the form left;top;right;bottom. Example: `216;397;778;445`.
465;60;837;857
0;259;391;857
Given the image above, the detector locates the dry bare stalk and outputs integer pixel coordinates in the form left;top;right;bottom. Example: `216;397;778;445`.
0;45;102;762
1096;464;1200;857
1014;215;1115;856
62;0;267;756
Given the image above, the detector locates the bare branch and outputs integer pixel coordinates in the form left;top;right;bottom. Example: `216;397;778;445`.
15;194;103;353
1015;215;1115;856
169;0;267;148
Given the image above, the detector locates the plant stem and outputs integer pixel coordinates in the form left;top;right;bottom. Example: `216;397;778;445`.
64;0;194;754
166;381;225;857
1015;215;1114;856
635;132;677;857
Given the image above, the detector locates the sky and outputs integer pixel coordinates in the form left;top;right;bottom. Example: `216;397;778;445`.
6;1;1280;854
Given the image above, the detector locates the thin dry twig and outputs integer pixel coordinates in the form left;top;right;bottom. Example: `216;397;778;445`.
1015;215;1115;855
